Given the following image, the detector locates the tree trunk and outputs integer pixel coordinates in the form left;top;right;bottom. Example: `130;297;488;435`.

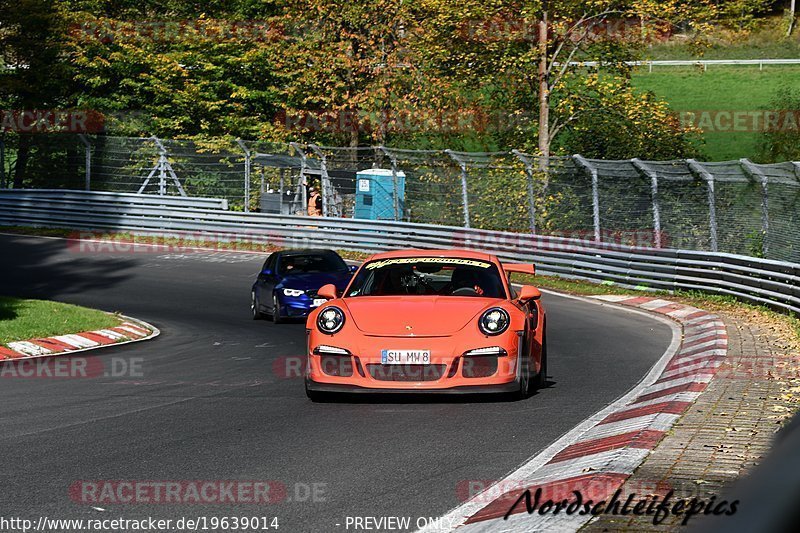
537;10;550;172
789;0;797;37
13;134;31;189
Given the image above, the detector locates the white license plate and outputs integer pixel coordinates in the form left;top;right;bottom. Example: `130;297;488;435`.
381;349;431;365
312;298;327;307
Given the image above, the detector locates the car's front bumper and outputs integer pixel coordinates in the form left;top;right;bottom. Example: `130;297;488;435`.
305;331;526;391
305;377;521;395
280;295;325;317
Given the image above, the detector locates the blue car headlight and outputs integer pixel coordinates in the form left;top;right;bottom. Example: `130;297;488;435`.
283;288;305;297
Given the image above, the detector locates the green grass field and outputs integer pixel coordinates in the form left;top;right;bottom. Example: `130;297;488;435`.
0;296;120;344
631;65;800;161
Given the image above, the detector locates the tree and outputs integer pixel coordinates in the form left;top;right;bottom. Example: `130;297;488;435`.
0;0;74;186
758;86;800;162
266;0;463;148
556;76;700;159
415;0;716;164
66;9;284;140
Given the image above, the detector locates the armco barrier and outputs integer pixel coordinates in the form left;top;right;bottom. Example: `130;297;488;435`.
0;190;797;315
0;189;229;210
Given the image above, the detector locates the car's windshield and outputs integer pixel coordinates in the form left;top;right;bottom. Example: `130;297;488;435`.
346;257;506;298
278;253;348;276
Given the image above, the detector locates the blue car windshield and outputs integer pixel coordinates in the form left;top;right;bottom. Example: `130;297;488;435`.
278;253;348;276
346;257;506;298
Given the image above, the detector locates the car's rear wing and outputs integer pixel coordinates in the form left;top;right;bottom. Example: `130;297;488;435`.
503;263;535;276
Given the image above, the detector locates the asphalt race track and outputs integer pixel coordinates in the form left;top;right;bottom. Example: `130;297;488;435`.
0;233;673;532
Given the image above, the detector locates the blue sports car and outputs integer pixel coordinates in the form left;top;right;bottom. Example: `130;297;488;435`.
251;249;356;323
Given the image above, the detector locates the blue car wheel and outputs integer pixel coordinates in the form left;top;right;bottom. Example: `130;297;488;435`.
251;290;263;320
272;293;283;324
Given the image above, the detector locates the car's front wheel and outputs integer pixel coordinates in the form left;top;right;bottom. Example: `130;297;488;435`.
272;294;283;324
511;350;531;401
251;291;263;320
533;334;548;389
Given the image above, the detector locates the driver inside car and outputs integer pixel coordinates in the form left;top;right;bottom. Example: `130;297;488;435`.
449;268;486;296
378;266;413;295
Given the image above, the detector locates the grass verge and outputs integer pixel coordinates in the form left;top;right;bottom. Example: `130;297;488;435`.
0;296;121;345
631;65;800;161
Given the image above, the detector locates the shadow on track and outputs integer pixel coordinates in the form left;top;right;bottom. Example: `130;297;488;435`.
0;232;136;300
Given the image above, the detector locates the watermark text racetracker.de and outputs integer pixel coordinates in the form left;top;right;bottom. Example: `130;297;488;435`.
0;356;143;379
69;480;326;505
0;109;105;134
66;231;288;254
679;110;800;132
451;229;670;252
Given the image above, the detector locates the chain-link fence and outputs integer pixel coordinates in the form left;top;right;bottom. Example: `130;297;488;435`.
2;133;799;262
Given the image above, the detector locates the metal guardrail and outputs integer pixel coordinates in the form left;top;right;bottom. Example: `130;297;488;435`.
0;189;229;210
0;191;797;315
570;58;800;71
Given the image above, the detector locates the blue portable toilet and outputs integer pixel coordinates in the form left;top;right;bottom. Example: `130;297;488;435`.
354;168;406;221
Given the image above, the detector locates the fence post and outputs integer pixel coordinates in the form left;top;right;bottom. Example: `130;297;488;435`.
138;136;186;197
631;158;662;248
309;144;329;217
512;150;537;235
445;150;470;228
378;146;400;221
236;139;251;213
687;159;718;253
740;158;770;257
289;142;308;213
155;138;167;195
279;168;285;214
78;134;91;191
573;154;601;243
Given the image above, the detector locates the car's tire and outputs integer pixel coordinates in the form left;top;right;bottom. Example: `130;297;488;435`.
251;291;263;320
533;334;548;389
272;294;283;324
510;348;531;401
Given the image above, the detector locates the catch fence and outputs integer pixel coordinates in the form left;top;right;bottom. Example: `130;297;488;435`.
1;134;798;263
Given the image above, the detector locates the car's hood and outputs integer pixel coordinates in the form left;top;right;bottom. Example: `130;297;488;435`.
342;296;503;336
279;272;350;291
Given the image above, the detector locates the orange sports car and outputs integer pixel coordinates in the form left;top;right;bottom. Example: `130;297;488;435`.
304;249;546;401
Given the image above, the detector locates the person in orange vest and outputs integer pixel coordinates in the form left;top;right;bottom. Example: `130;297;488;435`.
307;186;322;216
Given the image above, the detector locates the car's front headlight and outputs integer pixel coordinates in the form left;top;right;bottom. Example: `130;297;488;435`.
317;306;345;334
283;288;304;297
478;307;510;336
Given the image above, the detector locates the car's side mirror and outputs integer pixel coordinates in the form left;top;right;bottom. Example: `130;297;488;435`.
261;268;272;276
518;285;541;303
318;284;338;300
348;265;358;274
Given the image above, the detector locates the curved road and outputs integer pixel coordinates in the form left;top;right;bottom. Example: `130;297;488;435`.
0;233;672;532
